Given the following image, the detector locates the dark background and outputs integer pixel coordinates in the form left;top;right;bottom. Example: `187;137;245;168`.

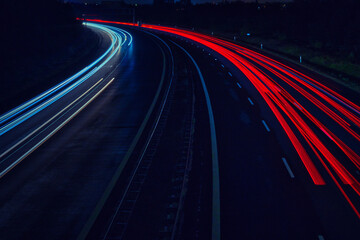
1;0;359;64
0;0;79;60
142;0;360;64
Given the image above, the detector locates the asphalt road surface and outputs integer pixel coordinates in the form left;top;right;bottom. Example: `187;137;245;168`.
0;20;359;240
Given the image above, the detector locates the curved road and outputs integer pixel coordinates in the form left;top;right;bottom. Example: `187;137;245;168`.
0;20;359;240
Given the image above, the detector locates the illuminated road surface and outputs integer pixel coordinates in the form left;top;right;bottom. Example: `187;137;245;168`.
0;19;359;240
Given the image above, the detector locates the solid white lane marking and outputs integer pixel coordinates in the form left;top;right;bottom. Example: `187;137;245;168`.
262;120;270;132
236;82;242;88
282;157;295;178
248;97;254;106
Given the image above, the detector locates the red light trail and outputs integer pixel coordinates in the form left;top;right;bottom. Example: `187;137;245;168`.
84;19;360;218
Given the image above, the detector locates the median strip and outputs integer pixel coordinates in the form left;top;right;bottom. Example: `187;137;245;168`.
170;40;221;240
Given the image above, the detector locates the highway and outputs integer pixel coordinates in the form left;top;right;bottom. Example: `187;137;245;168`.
0;19;359;240
85;20;360;240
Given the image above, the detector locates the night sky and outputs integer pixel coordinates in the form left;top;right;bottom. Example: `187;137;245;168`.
67;0;293;6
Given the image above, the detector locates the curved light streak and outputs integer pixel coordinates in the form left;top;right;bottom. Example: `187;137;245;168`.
0;23;133;136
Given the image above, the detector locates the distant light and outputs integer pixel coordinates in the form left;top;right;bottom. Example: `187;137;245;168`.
85;2;88;5
246;33;251;36
135;3;138;6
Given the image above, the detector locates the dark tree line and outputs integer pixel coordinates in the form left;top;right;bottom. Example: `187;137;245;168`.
0;0;95;113
0;0;80;59
131;0;359;62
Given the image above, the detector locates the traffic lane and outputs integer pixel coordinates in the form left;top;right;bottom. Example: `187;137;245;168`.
233;51;360;155
225;50;360;176
0;23;112;116
0;26;120;149
239;54;360;181
0;29;166;240
0;33;122;152
0;73;116;175
0;33;126;175
169;39;324;239
219;44;360;235
236;50;360;237
186;41;360;238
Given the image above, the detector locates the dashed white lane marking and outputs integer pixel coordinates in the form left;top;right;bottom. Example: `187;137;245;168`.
228;72;232;77
248;97;254;106
262;120;270;132
282;157;295;178
293;102;303;110
236;82;242;88
221;64;224;68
